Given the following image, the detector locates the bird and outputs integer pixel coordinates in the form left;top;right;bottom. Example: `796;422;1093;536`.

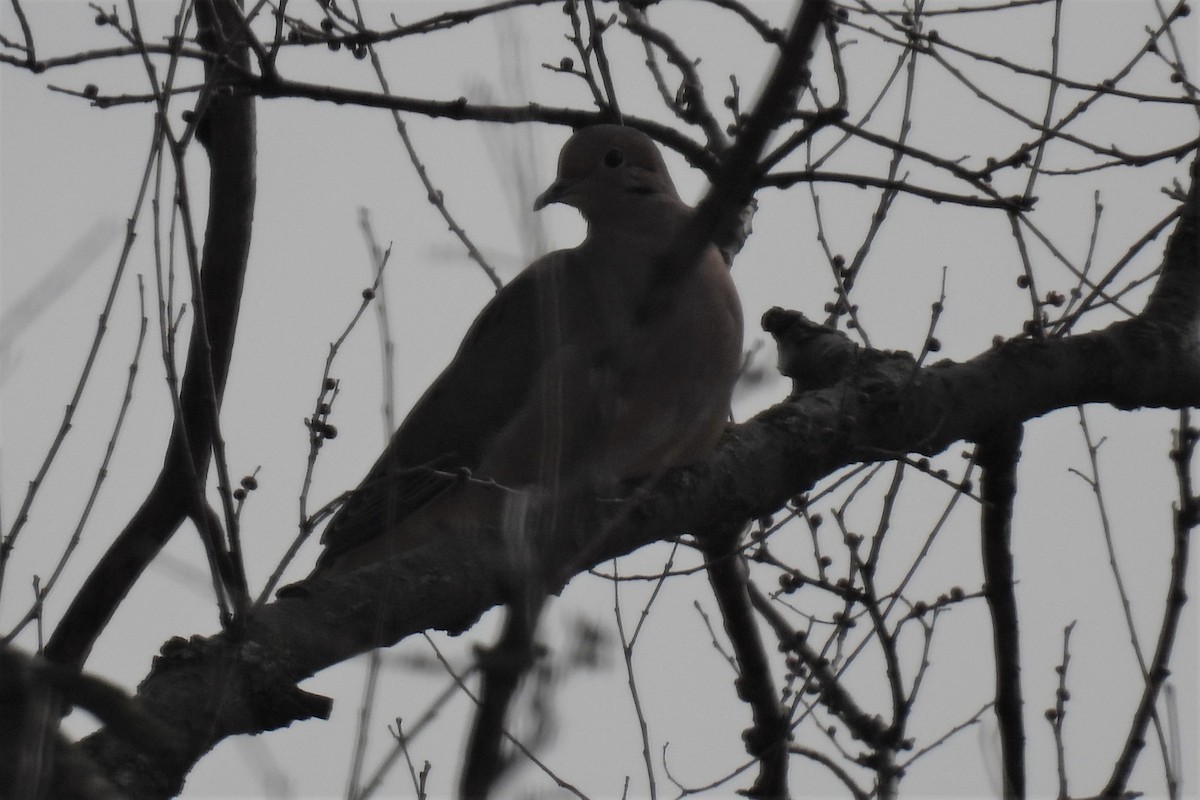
313;124;743;575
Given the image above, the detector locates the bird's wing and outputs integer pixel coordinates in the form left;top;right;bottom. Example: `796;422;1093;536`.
315;124;746;572
317;250;570;564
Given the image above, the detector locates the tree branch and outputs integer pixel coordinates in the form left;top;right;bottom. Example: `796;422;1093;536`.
48;23;1200;795
45;0;258;671
72;210;1200;792
977;425;1025;800
1102;411;1197;798
703;524;791;799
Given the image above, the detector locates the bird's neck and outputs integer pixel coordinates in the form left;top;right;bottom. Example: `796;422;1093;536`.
583;197;690;239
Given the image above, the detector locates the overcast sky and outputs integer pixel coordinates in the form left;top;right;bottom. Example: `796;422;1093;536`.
1;1;1196;798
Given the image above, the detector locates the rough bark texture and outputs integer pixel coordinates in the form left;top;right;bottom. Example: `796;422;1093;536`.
75;172;1200;789
51;38;1200;800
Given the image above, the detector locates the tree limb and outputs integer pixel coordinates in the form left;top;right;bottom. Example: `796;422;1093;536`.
977;425;1025;800
44;0;258;672
59;41;1200;800
703;524;791;799
71;211;1200;793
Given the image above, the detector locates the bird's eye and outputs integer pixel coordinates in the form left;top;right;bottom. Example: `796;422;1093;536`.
603;148;624;168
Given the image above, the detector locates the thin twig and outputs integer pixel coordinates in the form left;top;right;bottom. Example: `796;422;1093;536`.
0;76;164;607
1020;0;1062;203
357;30;501;290
612;560;658;800
788;744;868;800
255;249;391;607
9;0;36;64
582;0;621;120
3;279;148;643
1048;621;1075;800
422;633;591;800
897;701;993;770
1103;411;1195;797
619;3;727;149
358;673;472;799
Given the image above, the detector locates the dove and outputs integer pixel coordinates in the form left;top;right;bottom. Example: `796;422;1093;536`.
314;124;743;573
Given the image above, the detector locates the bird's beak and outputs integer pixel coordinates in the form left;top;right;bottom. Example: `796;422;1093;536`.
533;179;568;211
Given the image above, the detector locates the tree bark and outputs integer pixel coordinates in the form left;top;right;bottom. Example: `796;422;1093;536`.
73;151;1199;789
45;0;257;672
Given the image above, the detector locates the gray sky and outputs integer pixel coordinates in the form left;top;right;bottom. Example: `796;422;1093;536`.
1;1;1196;797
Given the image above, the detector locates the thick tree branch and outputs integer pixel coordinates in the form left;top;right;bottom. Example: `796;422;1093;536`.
45;0;258;672
655;0;829;291
2;642;199;799
73;217;1200;792
977;426;1025;800
64;40;1200;800
458;596;546;799
704;525;791;799
2;646;124;800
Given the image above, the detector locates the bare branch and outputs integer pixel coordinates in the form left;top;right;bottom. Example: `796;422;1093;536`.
977;425;1026;799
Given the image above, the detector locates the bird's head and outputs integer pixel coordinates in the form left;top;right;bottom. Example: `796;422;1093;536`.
534;125;682;224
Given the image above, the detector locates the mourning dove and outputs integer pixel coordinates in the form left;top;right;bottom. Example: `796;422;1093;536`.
314;124;743;573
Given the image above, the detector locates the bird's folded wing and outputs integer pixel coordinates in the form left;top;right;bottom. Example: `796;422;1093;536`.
316;250;571;564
